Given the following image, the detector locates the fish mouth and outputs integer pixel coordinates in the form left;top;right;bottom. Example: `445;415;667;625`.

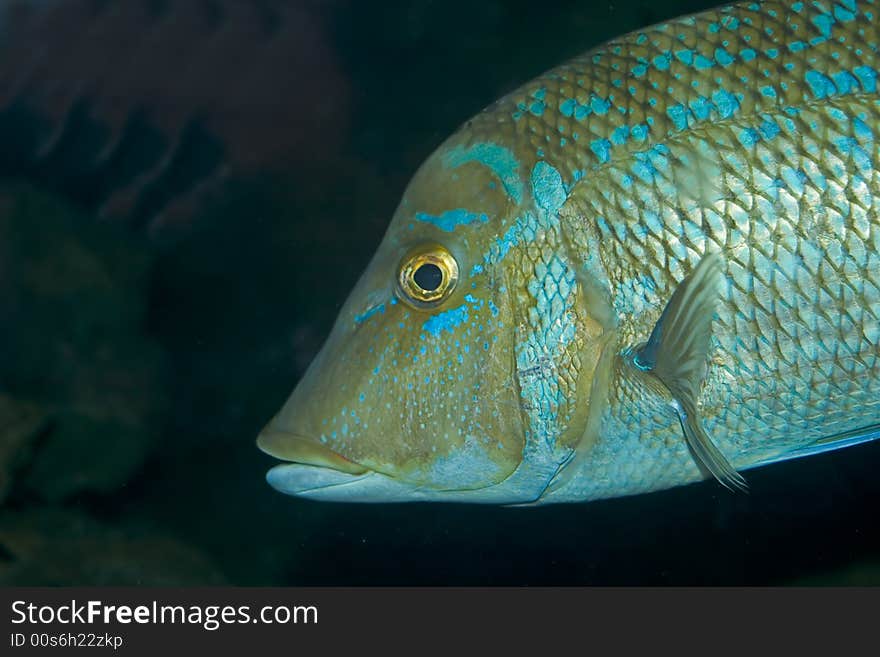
257;426;449;502
256;427;557;504
257;427;391;501
256;428;368;475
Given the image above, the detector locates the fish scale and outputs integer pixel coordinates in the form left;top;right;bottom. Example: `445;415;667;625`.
259;0;880;504
470;1;877;181
558;120;880;497
538;3;880;500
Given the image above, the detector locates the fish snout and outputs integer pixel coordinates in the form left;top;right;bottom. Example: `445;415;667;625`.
256;426;368;475
257;423;431;502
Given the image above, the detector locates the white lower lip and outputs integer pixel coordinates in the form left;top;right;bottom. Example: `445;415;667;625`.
265;443;568;504
266;463;421;502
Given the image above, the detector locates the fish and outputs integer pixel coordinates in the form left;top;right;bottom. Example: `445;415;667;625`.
0;0;348;242
257;0;880;504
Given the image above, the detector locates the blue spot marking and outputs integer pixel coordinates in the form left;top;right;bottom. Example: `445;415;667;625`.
832;70;858;94
740;48;757;62
711;89;739;119
690;96;713;120
835;136;858;155
653;54;671;70
811;13;835;38
834;5;856;22
423;304;469;336
355;303;385;324
854;66;878;92
531;162;567;214
805;70;836;98
667;104;689;130
632;161;654;183
574;104;591;120
632;64;648;77
715;48;735;66
443;142;523;204
738;127;760;147
559;98;576;117
694;54;715;70
631;124;649;140
675;49;694;65
529;100;546;116
590;138;612;163
631;145;668;184
853;117;873;141
611;125;630;146
591;96;611;114
416;209;488;232
758;118;781;140
789;41;806;52
487;222;523;263
479;163;569;273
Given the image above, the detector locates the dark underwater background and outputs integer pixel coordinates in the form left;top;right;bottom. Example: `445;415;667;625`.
0;0;877;586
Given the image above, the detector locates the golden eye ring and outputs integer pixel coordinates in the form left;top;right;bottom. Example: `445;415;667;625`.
397;243;459;309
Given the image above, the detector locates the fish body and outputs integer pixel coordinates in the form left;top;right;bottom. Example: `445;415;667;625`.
259;0;880;504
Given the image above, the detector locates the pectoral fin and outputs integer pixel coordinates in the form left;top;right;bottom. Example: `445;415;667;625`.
636;252;747;492
672;396;747;492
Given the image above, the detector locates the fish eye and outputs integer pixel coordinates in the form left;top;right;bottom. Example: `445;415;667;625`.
397;243;459;309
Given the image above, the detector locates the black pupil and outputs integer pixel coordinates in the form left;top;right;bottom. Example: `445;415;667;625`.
413;263;443;292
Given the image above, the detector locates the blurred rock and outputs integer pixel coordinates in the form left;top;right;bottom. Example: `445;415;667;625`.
22;412;155;502
0;508;227;585
0;395;47;503
0;0;351;242
0;182;168;502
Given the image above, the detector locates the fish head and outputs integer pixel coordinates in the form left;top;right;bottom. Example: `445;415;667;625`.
258;134;611;503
